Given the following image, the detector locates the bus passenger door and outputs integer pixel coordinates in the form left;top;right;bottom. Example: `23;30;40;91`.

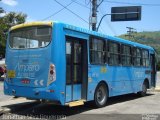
65;36;87;102
150;54;156;87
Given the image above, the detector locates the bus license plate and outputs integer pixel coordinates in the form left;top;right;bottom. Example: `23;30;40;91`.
8;70;16;78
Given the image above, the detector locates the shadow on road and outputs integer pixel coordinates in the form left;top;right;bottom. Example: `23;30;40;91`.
107;93;153;106
1;93;154;119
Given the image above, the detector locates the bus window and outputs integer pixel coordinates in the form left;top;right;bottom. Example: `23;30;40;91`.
9;26;52;49
121;45;132;66
132;48;142;66
90;37;105;64
73;42;82;84
66;42;72;85
108;42;120;65
142;50;149;67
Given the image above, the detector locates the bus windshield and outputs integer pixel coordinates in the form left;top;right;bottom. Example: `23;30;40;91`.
9;26;52;49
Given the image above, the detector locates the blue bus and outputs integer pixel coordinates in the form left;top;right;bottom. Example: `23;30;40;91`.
4;21;156;107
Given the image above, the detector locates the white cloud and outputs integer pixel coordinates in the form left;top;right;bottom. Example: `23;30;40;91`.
1;0;18;6
0;13;6;17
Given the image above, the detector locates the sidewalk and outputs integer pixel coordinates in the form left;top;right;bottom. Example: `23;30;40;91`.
155;86;160;92
155;71;160;92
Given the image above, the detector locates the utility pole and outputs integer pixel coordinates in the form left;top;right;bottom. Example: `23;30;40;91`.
91;0;97;31
125;27;137;40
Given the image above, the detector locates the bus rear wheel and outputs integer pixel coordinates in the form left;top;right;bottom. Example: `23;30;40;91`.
138;81;147;97
94;83;108;108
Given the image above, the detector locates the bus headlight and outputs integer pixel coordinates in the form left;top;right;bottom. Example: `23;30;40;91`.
47;64;56;85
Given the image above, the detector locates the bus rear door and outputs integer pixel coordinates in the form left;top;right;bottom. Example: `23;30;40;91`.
65;36;88;102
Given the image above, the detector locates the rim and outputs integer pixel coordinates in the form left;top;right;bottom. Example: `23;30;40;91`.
96;85;106;105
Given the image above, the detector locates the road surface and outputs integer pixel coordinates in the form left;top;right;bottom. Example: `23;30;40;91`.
0;67;160;120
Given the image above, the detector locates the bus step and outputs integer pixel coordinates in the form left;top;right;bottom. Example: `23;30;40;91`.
66;100;86;107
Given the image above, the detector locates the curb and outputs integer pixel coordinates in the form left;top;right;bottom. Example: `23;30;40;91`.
148;87;160;92
155;87;160;92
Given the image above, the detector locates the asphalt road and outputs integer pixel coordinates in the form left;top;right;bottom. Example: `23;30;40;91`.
0;93;160;120
0;82;12;102
0;71;160;120
0;82;160;120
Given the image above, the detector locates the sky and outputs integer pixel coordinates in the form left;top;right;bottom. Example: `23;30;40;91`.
1;0;160;36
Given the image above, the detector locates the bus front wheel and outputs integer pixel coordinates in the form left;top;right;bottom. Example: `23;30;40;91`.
94;82;108;108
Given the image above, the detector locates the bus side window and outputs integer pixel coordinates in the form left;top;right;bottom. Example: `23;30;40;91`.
142;50;149;67
121;45;132;66
108;41;120;65
132;47;142;66
66;42;72;84
104;41;108;64
132;47;136;66
89;37;105;64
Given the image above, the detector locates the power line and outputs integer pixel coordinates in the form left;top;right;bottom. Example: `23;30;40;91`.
97;0;104;8
104;0;160;7
85;0;91;5
54;0;89;24
72;0;90;9
42;1;74;21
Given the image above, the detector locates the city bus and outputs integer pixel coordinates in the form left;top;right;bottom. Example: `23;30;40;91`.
4;21;156;107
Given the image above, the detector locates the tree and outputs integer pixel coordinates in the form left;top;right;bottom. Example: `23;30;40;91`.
0;0;4;13
0;10;27;57
0;8;4;13
3;12;27;27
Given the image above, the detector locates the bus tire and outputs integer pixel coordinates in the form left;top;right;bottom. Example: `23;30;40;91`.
94;82;108;108
138;81;147;97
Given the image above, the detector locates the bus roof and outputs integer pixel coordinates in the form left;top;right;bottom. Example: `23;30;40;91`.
10;21;53;31
61;21;154;51
9;21;154;51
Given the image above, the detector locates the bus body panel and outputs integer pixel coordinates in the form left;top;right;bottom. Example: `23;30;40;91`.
4;21;156;106
5;48;51;87
50;23;66;105
4;82;59;101
88;66;149;97
4;23;67;105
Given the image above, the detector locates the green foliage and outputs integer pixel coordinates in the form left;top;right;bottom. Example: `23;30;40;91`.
119;31;160;55
119;31;160;68
0;9;27;57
